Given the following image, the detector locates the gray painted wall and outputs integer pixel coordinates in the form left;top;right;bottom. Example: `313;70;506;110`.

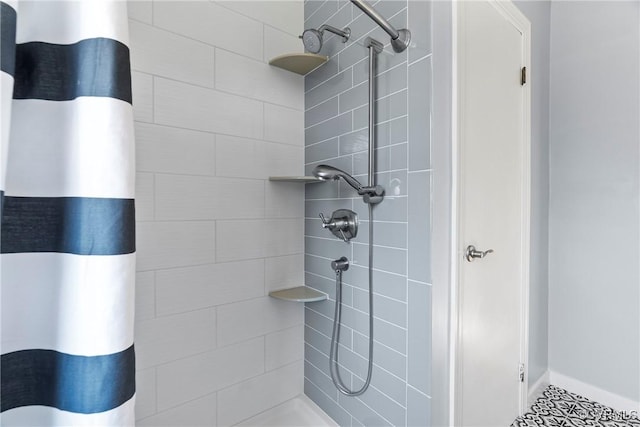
513;0;551;387
303;1;433;425
549;1;640;401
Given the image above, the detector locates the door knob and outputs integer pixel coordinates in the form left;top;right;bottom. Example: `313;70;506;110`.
465;245;494;262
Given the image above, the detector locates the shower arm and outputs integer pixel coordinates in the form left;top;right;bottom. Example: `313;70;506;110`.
318;25;351;42
350;0;411;53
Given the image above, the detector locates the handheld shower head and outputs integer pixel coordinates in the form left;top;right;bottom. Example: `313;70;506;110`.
313;165;364;192
313;165;384;204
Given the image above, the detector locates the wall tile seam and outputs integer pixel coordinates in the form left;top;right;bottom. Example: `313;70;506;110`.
305;263;410;282
214;52;304;112
135;307;216;325
151;70;304;114
408;52;433;68
304;334;335;356
151;173;290;183
304;374;340;404
348;56;409;82
303;56;408;95
406;383;432;400
349;374;409;411
214;218;304;224
136;258;271;274
146;336;268;375
212;1;303;40
306;86;408;114
150;216;304;222
150;73;155;122
135;255;302;274
146;299;275;320
305;69;353;100
305;306;339;323
352;289;408;306
142;19;273;65
303;195;407;204
128;16;152;25
353;241;410;252
129;18;218;55
351;329;408;359
304;280;408;307
215;253;304;264
305;113;408;138
211;358;303;399
306;302;409;336
306;140;409;160
407;279;433;287
343;389;399;427
152;73;303;112
217;134;305;149
407;169;434;174
140;218;285;224
306;235;408;251
136;120;302;149
305;135;409;154
215;323;308;341
304;0;352;29
345;304;409;331
139;390;219;421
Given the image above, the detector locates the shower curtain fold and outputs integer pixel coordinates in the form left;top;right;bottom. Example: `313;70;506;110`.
0;1;136;425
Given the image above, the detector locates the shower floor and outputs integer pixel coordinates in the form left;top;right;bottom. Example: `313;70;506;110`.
235;395;338;427
511;385;640;426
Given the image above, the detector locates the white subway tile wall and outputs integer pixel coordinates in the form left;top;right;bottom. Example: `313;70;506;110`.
129;1;305;425
303;1;433;425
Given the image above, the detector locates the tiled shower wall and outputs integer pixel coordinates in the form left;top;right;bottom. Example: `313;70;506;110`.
128;1;306;425
302;1;433;425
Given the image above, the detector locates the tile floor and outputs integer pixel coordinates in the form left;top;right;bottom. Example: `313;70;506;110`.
511;385;640;427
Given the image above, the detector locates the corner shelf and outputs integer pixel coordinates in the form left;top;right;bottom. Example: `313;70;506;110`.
269;53;328;75
269;286;327;303
269;176;321;183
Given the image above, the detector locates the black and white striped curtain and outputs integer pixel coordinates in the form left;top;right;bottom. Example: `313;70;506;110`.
1;1;136;425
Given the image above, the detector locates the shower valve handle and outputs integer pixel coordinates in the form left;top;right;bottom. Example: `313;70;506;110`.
319;213;348;242
319;210;358;243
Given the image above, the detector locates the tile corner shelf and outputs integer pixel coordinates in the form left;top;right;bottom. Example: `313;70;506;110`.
269;176;321;183
268;53;328;75
269;286;327;303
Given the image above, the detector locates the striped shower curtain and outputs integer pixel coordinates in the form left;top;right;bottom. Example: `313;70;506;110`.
1;1;136;425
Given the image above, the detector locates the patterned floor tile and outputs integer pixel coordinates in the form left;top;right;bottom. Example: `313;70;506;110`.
511;385;639;427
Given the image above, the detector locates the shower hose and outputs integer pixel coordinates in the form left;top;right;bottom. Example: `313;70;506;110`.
329;203;374;396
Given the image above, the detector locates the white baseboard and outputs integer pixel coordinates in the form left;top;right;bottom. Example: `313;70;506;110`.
527;370;550;405
549;371;640;413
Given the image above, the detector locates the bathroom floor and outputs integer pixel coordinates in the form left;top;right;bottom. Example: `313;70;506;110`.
511;385;640;426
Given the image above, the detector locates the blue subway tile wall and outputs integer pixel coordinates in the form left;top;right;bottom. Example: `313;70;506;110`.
303;1;432;426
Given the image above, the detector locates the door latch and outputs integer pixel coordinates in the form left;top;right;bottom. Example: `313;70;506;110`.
465;245;494;262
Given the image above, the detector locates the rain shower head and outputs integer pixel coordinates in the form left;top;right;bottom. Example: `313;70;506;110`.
302;29;323;54
301;25;350;54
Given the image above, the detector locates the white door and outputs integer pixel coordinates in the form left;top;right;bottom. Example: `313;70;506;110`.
455;1;530;426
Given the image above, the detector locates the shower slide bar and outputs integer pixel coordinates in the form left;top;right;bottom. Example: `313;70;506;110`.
350;0;411;52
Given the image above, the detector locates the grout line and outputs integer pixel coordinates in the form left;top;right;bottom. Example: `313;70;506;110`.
408;52;433;68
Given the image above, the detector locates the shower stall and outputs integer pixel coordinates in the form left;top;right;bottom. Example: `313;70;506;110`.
123;0;432;425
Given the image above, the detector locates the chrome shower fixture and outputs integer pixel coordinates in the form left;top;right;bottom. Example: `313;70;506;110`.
313;164;384;204
350;0;411;53
301;25;351;54
319;209;358;242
